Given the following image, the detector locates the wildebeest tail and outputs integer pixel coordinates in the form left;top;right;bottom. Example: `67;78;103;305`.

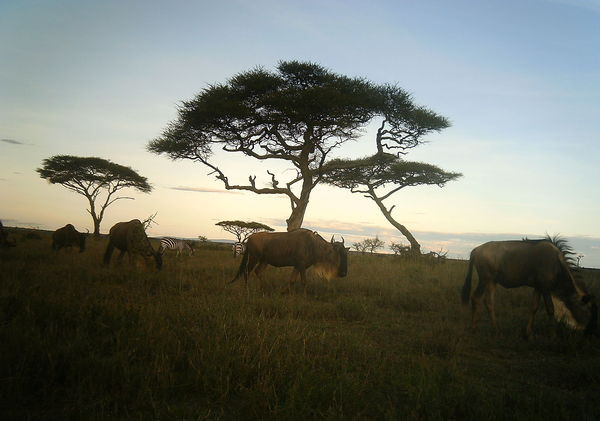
461;253;475;305
230;246;249;283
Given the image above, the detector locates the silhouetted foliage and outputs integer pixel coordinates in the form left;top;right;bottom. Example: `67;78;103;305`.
37;155;151;236
323;153;461;253
353;237;385;254
215;220;274;243
149;60;447;231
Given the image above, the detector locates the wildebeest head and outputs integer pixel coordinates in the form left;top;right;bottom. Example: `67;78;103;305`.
549;266;597;335
330;235;349;277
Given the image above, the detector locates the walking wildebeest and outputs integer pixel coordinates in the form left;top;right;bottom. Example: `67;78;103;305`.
52;224;87;252
462;237;597;338
230;228;349;284
103;219;162;270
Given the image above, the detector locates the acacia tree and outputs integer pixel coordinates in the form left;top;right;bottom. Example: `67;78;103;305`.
148;61;444;231
322;153;461;254
216;220;274;243
37;155;152;236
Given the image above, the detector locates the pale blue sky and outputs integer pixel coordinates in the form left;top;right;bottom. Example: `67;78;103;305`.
1;0;599;265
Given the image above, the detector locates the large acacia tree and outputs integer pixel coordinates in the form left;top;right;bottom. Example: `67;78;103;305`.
148;61;446;231
37;155;152;236
322;153;461;253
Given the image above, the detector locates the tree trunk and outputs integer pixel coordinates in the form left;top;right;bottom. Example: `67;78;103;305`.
286;201;308;231
92;216;101;237
86;196;102;238
370;194;421;254
285;173;312;231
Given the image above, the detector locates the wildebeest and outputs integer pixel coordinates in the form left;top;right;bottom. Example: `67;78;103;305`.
462;237;597;338
52;224;87;252
231;228;349;284
0;220;16;248
103;219;162;270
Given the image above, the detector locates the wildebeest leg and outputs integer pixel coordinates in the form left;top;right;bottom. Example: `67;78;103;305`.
524;290;542;340
299;267;307;284
484;282;498;332
470;278;488;329
103;243;115;265
254;262;267;283
542;293;554;317
244;255;259;284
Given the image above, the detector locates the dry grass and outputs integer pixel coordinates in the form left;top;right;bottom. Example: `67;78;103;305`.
1;229;599;420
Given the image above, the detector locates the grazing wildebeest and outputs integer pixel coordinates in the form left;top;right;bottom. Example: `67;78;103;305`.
0;220;16;248
462;237;597;338
230;228;349;284
103;219;162;270
52;224;87;252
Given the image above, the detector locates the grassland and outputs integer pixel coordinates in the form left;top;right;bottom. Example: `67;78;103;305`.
1;229;600;420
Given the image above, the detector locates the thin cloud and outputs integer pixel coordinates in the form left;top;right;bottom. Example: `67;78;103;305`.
170;186;244;195
1;138;25;145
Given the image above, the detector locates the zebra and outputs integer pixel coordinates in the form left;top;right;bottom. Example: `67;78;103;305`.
232;242;245;257
159;237;194;256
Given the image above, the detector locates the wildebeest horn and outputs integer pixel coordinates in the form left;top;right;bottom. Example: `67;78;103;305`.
330;235;334;243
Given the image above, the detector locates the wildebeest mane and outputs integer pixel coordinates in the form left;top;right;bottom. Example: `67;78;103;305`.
522;234;577;270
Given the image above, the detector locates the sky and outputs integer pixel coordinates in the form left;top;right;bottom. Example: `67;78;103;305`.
1;0;599;265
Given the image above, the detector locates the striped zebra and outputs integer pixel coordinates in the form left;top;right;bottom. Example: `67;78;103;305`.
159;237;194;256
232;242;245;257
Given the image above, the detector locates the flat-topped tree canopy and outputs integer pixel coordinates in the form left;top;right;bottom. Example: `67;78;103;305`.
322;153;462;253
216;220;274;243
37;155;151;236
149;60;448;231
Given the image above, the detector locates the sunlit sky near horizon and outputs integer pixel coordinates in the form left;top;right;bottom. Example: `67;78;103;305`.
1;0;599;265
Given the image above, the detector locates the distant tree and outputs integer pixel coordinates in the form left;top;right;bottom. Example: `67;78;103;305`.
148;60;445;231
215;220;274;243
197;235;208;242
365;236;385;254
37;155;152;236
323;153;461;254
352;240;369;254
390;241;411;256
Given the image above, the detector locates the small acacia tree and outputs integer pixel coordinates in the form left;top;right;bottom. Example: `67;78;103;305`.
37;155;152;236
323;153;461;254
216;220;274;243
352;240;369;253
148;61;446;231
365;236;386;254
